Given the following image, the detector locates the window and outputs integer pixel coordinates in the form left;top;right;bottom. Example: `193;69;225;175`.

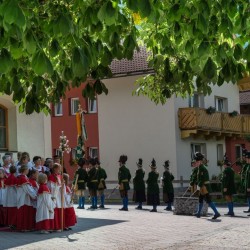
54;100;63;116
190;143;206;159
88;98;97;113
215;97;228;112
235;145;242;159
55;149;62;157
217;144;224;162
0;106;7;150
71;98;80;115
189;93;204;108
89;147;98;158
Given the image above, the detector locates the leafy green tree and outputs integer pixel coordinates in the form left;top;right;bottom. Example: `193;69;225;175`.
0;0;249;113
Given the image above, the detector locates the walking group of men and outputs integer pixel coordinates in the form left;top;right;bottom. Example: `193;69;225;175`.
190;149;250;219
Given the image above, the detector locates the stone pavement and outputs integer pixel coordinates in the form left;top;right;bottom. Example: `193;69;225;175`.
1;204;250;250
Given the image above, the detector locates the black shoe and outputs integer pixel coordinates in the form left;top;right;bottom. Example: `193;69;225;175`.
150;209;157;212
248;214;250;217
224;212;234;216
212;213;221;220
243;209;250;213
165;207;172;211
77;206;81;209
89;206;95;209
119;207;125;211
99;205;105;209
135;206;142;210
193;212;200;218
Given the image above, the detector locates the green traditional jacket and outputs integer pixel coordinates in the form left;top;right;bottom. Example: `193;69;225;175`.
189;167;198;186
162;170;174;193
197;164;212;193
97;167;107;190
245;164;250;193
146;171;159;194
240;163;248;188
87;167;98;190
73;167;88;190
133;168;145;191
221;166;236;195
118;165;131;190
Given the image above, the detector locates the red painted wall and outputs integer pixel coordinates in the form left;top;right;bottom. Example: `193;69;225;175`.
51;83;99;180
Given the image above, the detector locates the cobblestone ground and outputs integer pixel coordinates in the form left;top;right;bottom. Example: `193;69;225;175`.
1;205;250;250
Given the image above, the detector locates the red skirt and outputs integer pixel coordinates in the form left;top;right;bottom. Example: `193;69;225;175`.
64;207;77;228
36;219;54;231
16;205;35;231
0;205;7;226
6;207;17;226
53;208;64;230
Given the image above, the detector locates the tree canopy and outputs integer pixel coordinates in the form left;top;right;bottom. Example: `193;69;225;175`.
0;0;249;114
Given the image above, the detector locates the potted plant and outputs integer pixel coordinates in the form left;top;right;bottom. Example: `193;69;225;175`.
206;106;216;115
229;110;239;117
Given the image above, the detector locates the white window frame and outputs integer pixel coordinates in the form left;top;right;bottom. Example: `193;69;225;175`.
55;149;62;157
191;143;206;159
0;106;7;150
189;93;205;108
215;96;228;112
89;147;98;158
235;144;242;159
88;98;97;113
217;144;224;162
71;98;80;115
54;100;63;116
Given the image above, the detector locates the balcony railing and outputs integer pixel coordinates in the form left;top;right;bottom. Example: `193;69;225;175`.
178;108;250;139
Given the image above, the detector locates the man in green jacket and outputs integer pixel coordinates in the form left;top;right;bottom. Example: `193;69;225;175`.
243;151;250;215
118;155;131;211
194;152;220;219
162;160;174;211
133;158;146;209
221;159;236;216
87;158;99;209
96;158;107;209
189;159;198;193
146;159;160;212
72;158;88;209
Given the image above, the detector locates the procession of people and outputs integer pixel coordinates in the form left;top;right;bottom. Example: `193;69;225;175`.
1;144;250;234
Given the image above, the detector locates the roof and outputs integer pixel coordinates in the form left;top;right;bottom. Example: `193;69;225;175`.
110;47;153;76
240;91;250;105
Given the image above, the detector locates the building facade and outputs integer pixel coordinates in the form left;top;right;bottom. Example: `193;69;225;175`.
0;94;52;162
50;83;99;178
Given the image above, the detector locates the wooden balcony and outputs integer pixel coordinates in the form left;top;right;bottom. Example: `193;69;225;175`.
178;108;250;139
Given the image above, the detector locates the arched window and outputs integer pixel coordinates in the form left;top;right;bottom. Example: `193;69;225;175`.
0;105;7;150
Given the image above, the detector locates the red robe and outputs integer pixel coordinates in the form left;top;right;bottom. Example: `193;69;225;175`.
4;174;18;226
0;178;6;226
64;186;77;228
48;173;63;230
36;184;55;231
16;175;36;231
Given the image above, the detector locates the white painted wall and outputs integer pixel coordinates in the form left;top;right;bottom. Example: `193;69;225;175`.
0;95;52;162
99;77;240;184
100;76;178;181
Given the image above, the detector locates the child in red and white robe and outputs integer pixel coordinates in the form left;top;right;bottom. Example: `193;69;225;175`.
63;174;77;230
29;169;39;209
36;173;55;234
0;169;6;227
47;163;63;231
3;166;18;229
16;165;37;231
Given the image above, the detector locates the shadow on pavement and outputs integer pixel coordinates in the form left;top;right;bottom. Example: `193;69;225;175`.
1;217;127;250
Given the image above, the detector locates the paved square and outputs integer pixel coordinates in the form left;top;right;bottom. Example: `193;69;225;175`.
1;205;250;250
